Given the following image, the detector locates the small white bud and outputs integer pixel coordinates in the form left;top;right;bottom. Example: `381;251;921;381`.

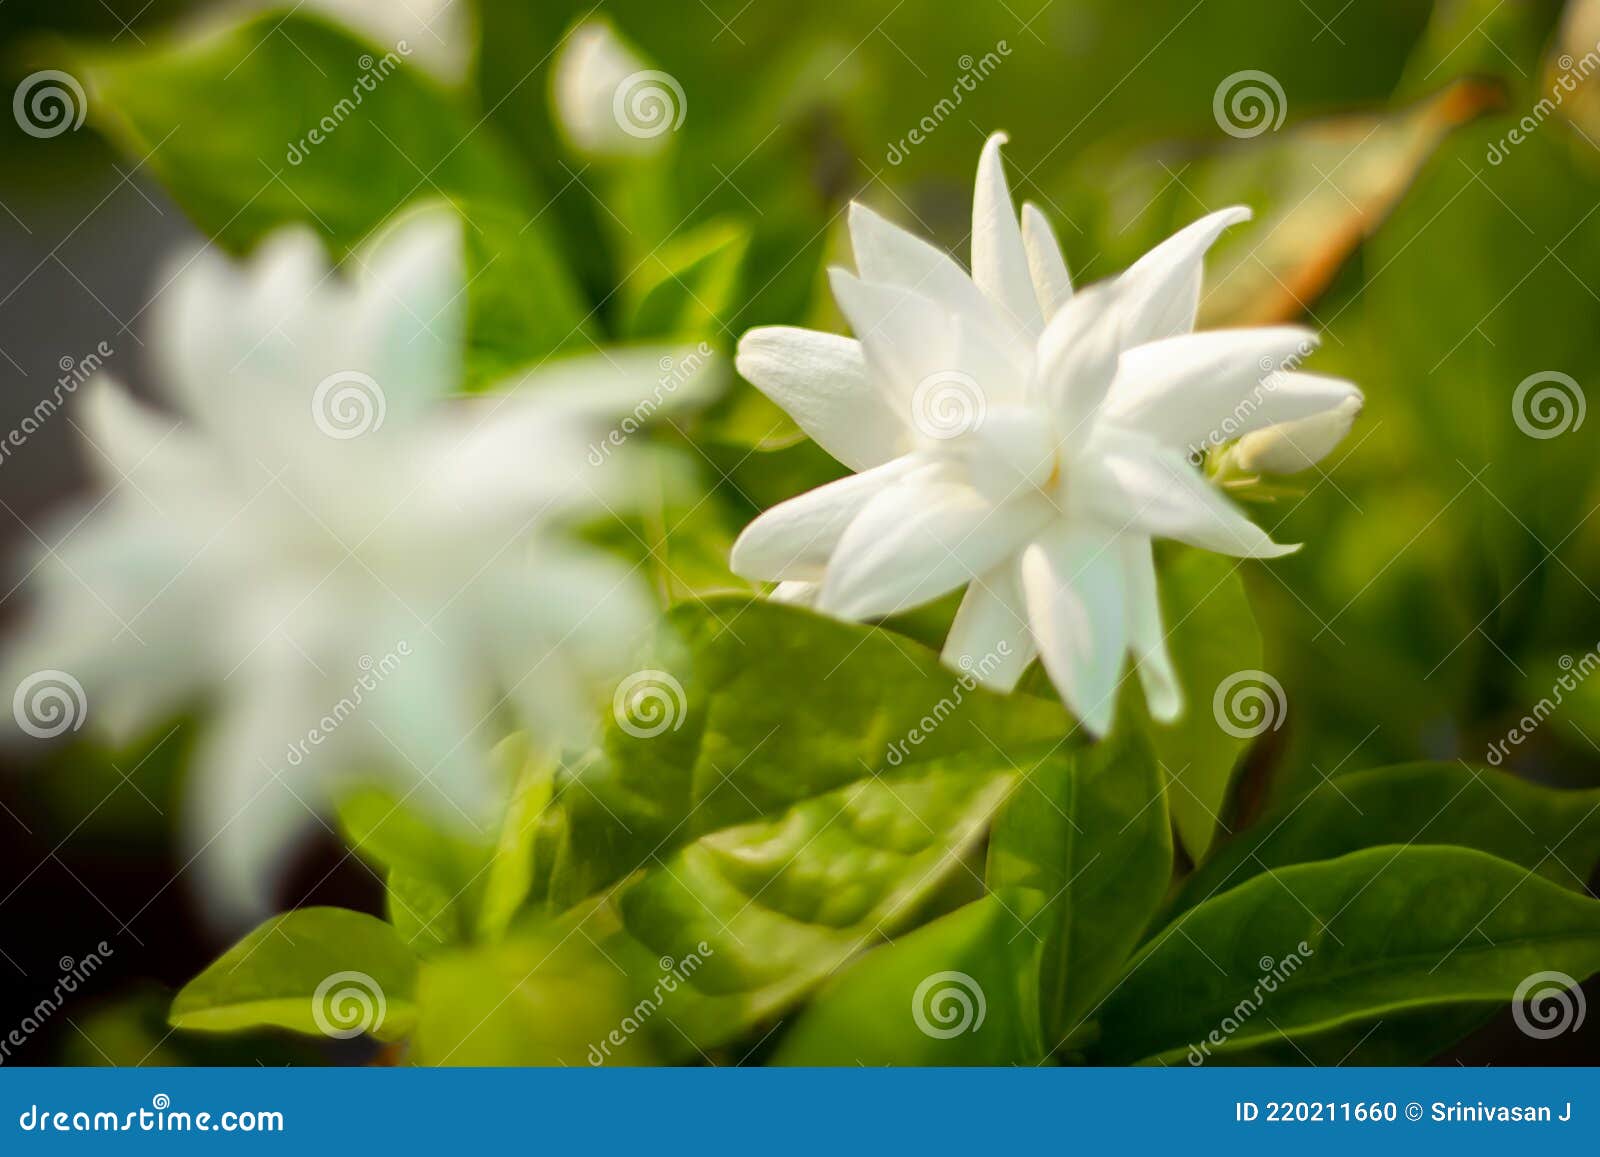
551;19;681;160
1234;395;1362;475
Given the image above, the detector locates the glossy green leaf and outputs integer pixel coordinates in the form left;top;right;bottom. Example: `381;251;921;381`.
771;895;1045;1065
77;13;591;387
1169;762;1600;920
1094;846;1600;1065
623;218;751;340
170;908;418;1042
1144;547;1263;861
531;596;1070;908
987;725;1172;1050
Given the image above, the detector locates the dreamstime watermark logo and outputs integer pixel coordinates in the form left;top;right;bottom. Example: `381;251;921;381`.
0;941;114;1065
1487;42;1600;164
886;42;1012;165
612;70;686;140
1486;643;1600;766
0;340;113;469
911;370;986;441
1511;371;1584;439
912;971;986;1039
284;643;411;767
1512;970;1586;1039
588;342;713;465
312;370;386;438
286;45;412;165
12;670;86;740
1187;943;1314;1064
613;669;687;738
311;971;386;1039
1188;340;1318;459
1212;669;1286;739
587;943;712;1064
885;643;1013;767
13;70;87;139
1213;70;1287;139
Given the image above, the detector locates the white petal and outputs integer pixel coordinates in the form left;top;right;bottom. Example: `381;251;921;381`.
1102;328;1347;451
1234;393;1363;475
1121;535;1181;722
971;133;1043;336
941;557;1036;692
1091;434;1298;559
1019;520;1128;736
76;377;200;490
1021;202;1073;319
350;206;465;419
730;457;920;582
818;476;1054;620
772;580;820;606
735;326;907;470
1118;206;1251;347
1035;280;1124;441
847;201;1019;344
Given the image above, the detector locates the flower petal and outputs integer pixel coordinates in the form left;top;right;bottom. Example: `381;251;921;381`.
1121;534;1182;722
730;457;921;582
1118;206;1251;347
1091;433;1298;559
1102;327;1345;451
941;557;1036;692
735;326;908;470
1234;393;1364;475
1021;202;1073;320
1019;520;1128;736
971;132;1043;337
818;475;1054;620
1034;280;1124;441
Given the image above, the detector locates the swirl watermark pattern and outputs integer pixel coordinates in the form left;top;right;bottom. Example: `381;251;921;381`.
13;70;87;139
13;670;87;739
312;371;386;439
1512;970;1586;1039
911;971;986;1039
1212;669;1287;739
613;669;687;739
311;971;386;1039
1512;371;1585;439
1213;70;1287;139
911;371;986;440
612;70;686;140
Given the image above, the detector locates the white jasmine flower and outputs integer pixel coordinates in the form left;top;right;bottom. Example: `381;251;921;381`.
551;18;681;159
729;133;1361;735
1;207;714;917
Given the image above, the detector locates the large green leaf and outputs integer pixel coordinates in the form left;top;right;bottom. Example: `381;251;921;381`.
170;908;418;1042
1093;846;1600;1064
1169;762;1600;920
987;723;1172;1051
1144;547;1264;861
590;746;1025;1051
529;597;1070;908
77;12;591;386
771;895;1045;1065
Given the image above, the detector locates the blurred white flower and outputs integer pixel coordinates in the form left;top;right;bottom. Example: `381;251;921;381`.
1;206;715;919
730;133;1361;735
551;18;681;159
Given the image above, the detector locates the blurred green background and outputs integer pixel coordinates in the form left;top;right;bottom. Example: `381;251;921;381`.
2;0;1599;1063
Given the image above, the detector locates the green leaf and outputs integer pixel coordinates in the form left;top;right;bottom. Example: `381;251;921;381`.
533;596;1070;908
77;13;591;387
170;908;419;1042
476;733;556;941
771;895;1045;1065
1143;547;1263;861
590;747;1022;1050
412;928;652;1066
1092;846;1600;1065
623;218;751;341
987;725;1172;1050
1169;762;1600;920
